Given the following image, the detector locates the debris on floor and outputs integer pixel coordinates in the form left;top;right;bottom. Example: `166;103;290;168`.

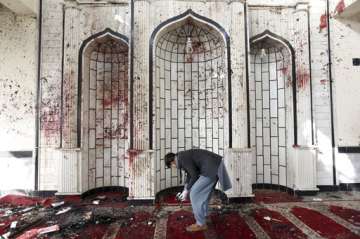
0;192;155;239
0;190;359;238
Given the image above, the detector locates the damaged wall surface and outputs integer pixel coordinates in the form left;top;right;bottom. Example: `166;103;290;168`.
36;0;360;197
331;0;360;184
38;0;131;192
1;0;360;197
0;4;37;191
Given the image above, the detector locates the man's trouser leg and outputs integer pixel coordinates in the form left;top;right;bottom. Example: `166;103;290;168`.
203;180;217;217
189;175;217;226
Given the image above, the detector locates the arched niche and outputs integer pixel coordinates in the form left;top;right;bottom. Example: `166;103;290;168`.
78;29;130;191
249;30;297;188
149;10;231;193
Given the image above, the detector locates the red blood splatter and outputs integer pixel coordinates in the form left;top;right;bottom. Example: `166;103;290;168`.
320;14;328;31
335;0;345;14
40;105;61;137
103;91;129;140
116;211;155;239
41;197;55;208
192;41;205;54
296;67;310;89
329;205;360;227
126;149;144;198
127;149;143;165
252;208;307;239
211;211;256;239
254;190;301;204
166;210;205;239
320;79;328;85
186;55;193;63
280;66;289;75
103;96;120;108
292;206;360;239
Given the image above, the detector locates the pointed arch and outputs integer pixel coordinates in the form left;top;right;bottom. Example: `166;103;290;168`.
149;9;232;149
250;30;297;145
77;28;129;191
77;28;129;147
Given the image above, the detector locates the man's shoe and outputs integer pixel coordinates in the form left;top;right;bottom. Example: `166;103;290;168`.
186;223;208;232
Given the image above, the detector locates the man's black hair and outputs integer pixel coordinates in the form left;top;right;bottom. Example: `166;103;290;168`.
165;152;176;168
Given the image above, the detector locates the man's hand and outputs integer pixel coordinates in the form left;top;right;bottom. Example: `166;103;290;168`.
176;189;189;201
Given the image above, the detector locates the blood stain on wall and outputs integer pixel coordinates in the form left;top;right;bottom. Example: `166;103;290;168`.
319;13;328;31
296;67;310;89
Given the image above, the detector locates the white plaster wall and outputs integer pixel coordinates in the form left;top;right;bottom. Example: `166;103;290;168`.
0;154;34;191
38;0;64;190
133;0;247;150
332;17;360;147
0;6;36;151
132;0;246;198
0;5;37;190
308;0;335;186
39;0;131;191
330;0;360;184
248;0;299;5
36;0;360;193
248;3;313;188
305;0;360;185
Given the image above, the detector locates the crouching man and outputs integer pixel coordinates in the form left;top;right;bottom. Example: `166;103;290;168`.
165;149;232;232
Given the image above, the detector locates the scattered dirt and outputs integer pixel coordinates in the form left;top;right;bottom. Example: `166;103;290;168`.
252;208;307;239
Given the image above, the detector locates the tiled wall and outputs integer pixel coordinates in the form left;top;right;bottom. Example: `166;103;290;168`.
154;20;227;191
30;0;360;193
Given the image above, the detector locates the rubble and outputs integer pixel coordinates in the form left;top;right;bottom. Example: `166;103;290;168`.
55;207;71;215
0;192;155;238
16;225;60;239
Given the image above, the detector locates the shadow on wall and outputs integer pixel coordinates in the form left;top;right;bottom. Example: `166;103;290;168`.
336;152;359;183
316;129;335;185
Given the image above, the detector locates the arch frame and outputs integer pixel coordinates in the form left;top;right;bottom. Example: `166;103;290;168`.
249;30;298;145
77;28;129;148
149;9;233;150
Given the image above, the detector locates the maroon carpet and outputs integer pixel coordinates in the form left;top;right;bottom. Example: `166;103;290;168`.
166;210;205;239
210;211;256;239
116;211;155;239
329;205;360;227
252;208;307;239
292;206;360;239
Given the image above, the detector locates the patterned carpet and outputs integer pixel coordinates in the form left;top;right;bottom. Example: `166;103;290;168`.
154;191;360;239
1;190;360;238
